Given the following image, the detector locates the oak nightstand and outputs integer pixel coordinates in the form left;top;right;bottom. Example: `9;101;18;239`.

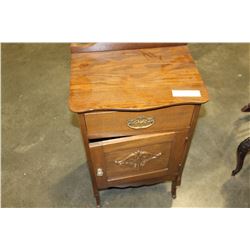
69;43;209;207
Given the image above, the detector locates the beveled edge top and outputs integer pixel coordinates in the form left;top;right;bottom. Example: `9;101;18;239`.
69;102;208;114
69;44;209;113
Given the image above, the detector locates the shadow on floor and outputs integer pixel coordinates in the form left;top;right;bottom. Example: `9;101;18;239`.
101;183;173;208
70;113;80;128
221;166;250;208
49;164;96;207
50;163;173;208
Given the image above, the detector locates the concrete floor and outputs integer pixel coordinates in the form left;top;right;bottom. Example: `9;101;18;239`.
1;43;250;208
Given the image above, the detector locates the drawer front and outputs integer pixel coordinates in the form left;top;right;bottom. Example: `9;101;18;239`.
89;131;186;189
85;105;194;139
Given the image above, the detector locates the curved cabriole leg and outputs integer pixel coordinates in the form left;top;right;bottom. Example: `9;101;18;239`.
232;137;250;176
171;179;177;199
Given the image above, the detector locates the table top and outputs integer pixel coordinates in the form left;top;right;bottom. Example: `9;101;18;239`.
69;45;209;113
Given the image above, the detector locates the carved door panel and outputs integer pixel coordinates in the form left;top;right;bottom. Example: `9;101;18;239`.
89;132;182;189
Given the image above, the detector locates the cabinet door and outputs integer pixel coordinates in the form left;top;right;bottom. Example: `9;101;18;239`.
89;132;184;189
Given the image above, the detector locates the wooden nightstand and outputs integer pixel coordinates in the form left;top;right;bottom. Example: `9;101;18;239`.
69;43;209;207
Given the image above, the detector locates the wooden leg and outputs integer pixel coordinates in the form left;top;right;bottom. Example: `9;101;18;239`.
78;114;102;208
232;137;250;176
171;179;177;199
94;191;101;208
177;175;182;186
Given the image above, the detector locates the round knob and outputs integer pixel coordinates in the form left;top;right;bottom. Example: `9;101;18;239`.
97;168;103;176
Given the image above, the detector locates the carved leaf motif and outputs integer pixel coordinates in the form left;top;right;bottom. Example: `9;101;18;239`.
114;150;162;169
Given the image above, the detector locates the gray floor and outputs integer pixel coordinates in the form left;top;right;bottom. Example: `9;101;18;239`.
1;43;250;208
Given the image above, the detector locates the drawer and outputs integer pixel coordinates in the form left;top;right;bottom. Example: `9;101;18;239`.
85;105;194;139
89;131;187;189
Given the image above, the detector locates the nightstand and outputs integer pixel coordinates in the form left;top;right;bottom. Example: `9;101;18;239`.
69;43;209;207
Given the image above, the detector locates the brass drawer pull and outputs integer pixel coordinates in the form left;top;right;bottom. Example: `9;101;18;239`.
127;116;154;129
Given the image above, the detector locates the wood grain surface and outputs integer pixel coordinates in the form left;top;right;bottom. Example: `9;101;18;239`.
71;43;187;53
69;45;208;113
84;105;194;139
89;132;178;188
